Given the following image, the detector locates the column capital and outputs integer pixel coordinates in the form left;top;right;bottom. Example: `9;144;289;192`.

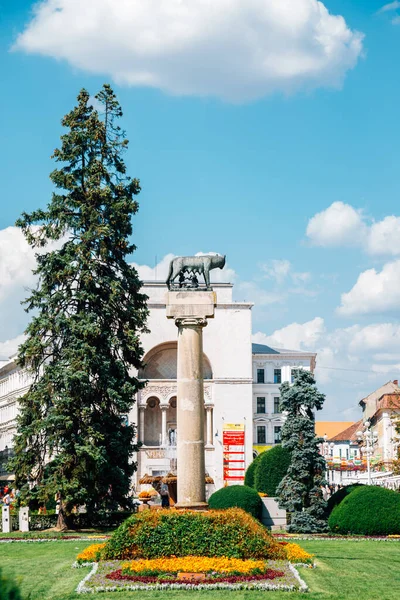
160;403;170;411
175;317;208;328
205;404;214;411
138;404;146;412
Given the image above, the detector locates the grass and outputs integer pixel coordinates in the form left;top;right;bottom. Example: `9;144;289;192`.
1;539;400;599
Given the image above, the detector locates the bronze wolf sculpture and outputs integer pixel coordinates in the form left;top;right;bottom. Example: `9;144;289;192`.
166;254;226;289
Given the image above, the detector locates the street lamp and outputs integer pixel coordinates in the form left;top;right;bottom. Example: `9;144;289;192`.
356;421;378;485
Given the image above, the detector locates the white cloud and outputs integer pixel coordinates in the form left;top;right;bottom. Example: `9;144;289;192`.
338;260;400;316
378;1;400;12
14;0;363;102
131;253;176;282
253;316;325;350
306;201;367;247
367;216;400;255
0;227;63;342
236;282;284;306
306;202;400;257
348;323;400;353
131;252;236;283
261;259;291;283
0;335;25;361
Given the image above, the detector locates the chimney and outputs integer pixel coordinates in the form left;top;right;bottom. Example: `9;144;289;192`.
394;380;398;385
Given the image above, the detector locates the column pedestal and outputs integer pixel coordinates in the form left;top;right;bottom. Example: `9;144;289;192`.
166;291;216;510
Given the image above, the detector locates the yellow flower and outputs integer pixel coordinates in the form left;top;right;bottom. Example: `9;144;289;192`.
284;543;314;564
76;543;106;563
122;556;266;574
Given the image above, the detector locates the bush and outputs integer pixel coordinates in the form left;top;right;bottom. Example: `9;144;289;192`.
326;484;362;516
0;568;22;600
254;445;291;496
103;508;285;561
244;452;264;488
328;485;400;535
208;485;262;519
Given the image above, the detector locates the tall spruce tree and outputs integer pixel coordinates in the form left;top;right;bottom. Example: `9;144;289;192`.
11;85;149;529
276;370;327;533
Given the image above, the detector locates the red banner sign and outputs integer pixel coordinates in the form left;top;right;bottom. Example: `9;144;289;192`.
223;424;245;482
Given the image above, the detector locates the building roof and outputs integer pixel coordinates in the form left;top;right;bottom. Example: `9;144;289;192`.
374;393;400;414
359;380;400;407
252;343;280;355
329;420;362;443
251;343;316;357
315;421;355;440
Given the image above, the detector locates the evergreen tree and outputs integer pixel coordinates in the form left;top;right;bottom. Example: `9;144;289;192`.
11;85;148;529
276;370;327;533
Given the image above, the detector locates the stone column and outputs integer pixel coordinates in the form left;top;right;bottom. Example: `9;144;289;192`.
167;291;216;509
19;507;29;532
205;405;213;448
2;505;10;533
161;405;168;446
139;406;145;444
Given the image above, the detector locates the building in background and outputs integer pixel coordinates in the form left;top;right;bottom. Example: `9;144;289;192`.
252;344;316;456
359;381;400;468
0;281;317;493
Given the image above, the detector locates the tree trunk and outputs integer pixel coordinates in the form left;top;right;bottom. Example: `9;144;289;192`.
56;501;70;531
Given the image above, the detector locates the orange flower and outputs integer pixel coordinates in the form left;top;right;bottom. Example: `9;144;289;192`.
76;543;106;563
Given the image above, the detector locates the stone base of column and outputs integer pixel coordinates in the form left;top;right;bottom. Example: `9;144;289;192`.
174;501;209;511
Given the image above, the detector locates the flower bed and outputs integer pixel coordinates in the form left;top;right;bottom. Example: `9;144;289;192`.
75;560;308;593
121;555;271;576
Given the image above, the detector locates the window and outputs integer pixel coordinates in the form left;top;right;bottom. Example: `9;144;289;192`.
256;397;266;414
257;426;266;444
274;369;281;384
273;397;280;414
274;426;281;444
291;369;299;383
257;368;265;383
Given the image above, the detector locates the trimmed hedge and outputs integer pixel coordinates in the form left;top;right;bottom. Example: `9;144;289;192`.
328;485;400;535
244;453;264;488
208;485;262;519
0;568;22;600
254;445;291;496
103;508;285;561
326;484;362;516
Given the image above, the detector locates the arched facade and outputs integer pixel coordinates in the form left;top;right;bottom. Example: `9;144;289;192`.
139;342;213;380
137;342;214;451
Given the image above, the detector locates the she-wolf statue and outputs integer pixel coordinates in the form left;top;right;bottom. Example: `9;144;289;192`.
166;254;226;289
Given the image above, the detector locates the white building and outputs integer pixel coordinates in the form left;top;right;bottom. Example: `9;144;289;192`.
0;281;317;491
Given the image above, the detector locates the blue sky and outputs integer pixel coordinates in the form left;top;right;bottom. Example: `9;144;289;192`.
1;0;400;419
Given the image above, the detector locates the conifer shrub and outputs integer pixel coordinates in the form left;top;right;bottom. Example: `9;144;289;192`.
326;484;361;516
103;508;285;560
208;485;263;519
244;452;264;488
0;568;22;600
328;486;400;535
254;445;291;496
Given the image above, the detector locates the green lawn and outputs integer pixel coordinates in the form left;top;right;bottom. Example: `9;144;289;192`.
1;539;400;600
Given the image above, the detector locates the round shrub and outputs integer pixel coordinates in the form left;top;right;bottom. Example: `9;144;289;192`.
328;485;400;535
244;452;264;488
208;485;262;519
103;508;285;561
0;568;22;600
326;484;362;516
254;445;291;496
